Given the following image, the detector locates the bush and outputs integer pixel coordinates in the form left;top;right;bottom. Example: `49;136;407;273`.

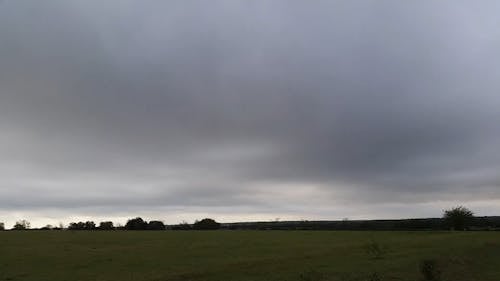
420;259;441;281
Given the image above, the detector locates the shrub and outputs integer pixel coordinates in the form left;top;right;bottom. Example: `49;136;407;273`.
419;259;441;281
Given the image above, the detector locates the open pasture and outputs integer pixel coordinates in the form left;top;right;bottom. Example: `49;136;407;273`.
1;231;499;281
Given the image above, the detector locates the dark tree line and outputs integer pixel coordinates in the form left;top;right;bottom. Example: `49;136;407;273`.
0;217;223;231
68;221;97;230
1;207;497;231
65;218;167;231
99;221;114;230
124;217;166;230
170;218;221;230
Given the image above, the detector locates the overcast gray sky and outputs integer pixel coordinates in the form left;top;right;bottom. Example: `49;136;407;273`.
1;1;500;227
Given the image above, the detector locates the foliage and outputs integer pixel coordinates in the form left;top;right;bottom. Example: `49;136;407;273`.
0;222;4;231
99;221;115;230
147;220;166;230
443;206;474;230
125;217;149;230
68;222;84;230
68;221;96;230
13;219;30;230
85;221;96;230
193;218;220;230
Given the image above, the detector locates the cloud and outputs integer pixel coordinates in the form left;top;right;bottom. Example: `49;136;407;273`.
1;1;500;227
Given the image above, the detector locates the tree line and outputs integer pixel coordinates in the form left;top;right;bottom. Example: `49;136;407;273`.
1;207;498;232
0;218;221;231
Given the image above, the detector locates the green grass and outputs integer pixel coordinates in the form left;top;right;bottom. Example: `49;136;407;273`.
0;231;499;281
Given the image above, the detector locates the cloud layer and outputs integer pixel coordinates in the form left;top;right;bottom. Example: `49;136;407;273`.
1;1;500;227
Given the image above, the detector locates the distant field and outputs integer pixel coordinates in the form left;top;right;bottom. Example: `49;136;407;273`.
1;231;499;281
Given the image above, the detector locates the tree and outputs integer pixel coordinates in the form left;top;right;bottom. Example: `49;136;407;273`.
67;221;96;230
13;220;30;230
125;217;148;230
68;222;85;230
443;206;474;230
0;222;4;231
193;218;220;230
148;220;166;230
84;221;96;230
99;221;115;230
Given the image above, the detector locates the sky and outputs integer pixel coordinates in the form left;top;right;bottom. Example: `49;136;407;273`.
1;1;500;228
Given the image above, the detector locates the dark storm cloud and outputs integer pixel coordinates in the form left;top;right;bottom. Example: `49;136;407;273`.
1;1;500;225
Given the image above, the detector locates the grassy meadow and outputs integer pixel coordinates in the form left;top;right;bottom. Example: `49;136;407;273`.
1;231;499;281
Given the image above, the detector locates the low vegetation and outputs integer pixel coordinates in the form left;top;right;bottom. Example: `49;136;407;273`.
0;231;499;281
419;259;441;281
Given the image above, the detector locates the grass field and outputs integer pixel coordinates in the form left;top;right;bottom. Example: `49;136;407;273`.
1;231;499;281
